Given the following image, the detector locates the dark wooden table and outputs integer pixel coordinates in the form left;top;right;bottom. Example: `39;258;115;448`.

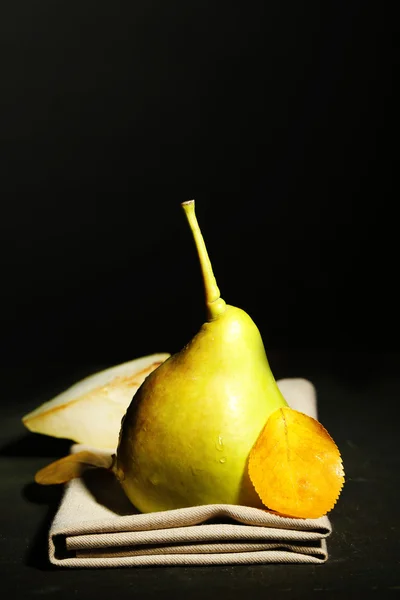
1;351;398;599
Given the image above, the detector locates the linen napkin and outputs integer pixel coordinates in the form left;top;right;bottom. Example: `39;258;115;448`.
48;378;332;568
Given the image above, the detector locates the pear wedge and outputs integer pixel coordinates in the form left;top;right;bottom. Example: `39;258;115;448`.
22;353;170;451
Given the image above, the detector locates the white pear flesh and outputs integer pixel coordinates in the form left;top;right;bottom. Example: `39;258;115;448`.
22;353;170;451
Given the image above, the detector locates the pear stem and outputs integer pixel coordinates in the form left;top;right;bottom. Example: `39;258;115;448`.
182;200;226;320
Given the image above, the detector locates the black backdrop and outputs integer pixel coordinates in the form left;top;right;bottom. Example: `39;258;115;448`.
1;2;395;386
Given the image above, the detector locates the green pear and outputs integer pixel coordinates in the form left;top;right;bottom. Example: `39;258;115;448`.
114;200;288;512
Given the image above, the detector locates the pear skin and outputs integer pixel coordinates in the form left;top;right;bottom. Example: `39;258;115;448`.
115;201;288;512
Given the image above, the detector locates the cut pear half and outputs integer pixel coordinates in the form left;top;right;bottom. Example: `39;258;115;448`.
22;353;170;451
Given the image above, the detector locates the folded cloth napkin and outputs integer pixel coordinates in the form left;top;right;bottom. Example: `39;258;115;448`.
49;378;332;568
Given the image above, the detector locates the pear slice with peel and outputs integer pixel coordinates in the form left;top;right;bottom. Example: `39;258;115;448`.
22;353;170;451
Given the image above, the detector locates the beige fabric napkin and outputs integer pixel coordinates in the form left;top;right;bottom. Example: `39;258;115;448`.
49;378;332;568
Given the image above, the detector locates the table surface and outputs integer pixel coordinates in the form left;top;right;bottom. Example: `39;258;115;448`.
1;351;399;599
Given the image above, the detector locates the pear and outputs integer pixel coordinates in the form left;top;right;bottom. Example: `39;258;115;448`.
22;353;170;450
114;200;288;512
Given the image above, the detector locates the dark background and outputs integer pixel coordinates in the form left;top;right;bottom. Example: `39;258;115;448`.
1;1;395;383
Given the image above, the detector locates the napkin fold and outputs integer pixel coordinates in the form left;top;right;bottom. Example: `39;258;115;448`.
48;378;332;567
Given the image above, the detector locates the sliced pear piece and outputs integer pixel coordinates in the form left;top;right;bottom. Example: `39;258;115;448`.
22;353;170;451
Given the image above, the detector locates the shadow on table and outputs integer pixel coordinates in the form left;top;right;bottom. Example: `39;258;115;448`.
0;431;72;458
23;481;63;570
0;432;73;570
21;468;137;570
14;434;136;569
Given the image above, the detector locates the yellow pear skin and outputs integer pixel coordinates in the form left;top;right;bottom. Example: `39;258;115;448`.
114;201;288;512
